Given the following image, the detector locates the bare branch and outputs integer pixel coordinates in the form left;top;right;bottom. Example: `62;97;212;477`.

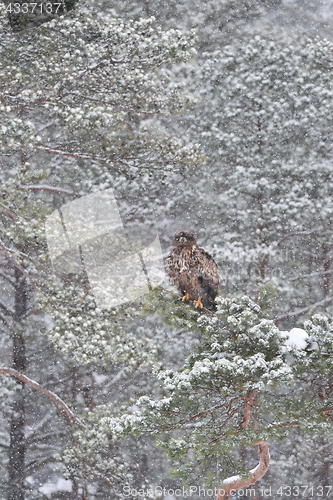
19;185;79;198
289;269;333;282
78;57;126;77
0;312;14;333
67;91;160;115
0;269;16;287
217;441;270;500
109;369;126;387
0;368;84;429
25;411;53;440
277;227;327;246
0;300;14;317
0;311;10;325
24;456;60;479
35;144;133;171
0;239;31;282
35;120;59;135
275;295;333;323
0;206;18;221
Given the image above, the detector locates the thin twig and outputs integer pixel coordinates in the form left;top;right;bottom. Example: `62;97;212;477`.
19;185;79;198
289;269;333;282
0;302;14;321
0;269;16;287
275;295;333;323
277;226;327;246
0;312;14;333
0;239;31;282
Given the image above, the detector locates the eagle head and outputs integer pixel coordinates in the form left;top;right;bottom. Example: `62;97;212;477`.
173;231;197;248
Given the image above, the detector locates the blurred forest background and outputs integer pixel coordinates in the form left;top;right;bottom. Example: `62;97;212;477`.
2;0;333;498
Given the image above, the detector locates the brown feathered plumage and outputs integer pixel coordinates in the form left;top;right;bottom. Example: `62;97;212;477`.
166;231;221;309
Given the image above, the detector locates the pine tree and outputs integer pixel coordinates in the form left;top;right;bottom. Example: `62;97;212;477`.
69;294;333;498
0;5;199;497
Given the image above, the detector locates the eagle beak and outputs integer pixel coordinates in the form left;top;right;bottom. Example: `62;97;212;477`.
180;237;187;243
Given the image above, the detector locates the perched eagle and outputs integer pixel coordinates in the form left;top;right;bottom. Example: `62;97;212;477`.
166;231;221;309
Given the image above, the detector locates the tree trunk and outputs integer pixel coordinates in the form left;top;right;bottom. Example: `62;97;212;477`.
216;391;269;500
7;268;28;500
217;441;270;500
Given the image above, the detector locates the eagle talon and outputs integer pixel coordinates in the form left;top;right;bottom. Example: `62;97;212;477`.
182;294;190;302
193;297;204;309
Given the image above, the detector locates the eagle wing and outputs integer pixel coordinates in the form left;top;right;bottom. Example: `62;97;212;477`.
195;246;221;302
166;250;181;288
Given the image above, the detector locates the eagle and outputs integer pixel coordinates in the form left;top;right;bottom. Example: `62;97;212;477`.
166;231;221;309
